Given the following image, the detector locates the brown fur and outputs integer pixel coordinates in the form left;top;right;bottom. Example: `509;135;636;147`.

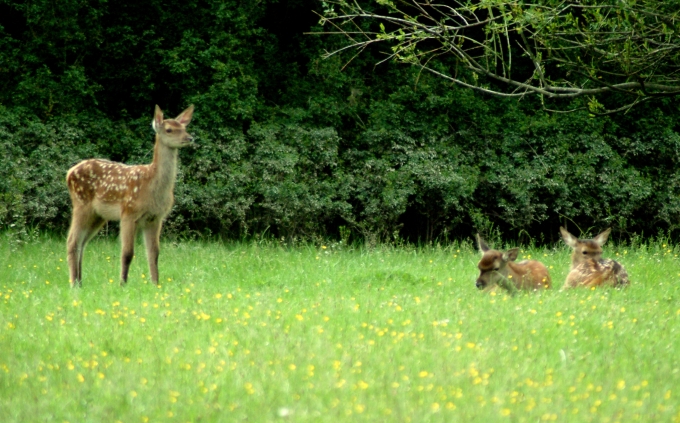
66;105;194;287
475;234;552;292
560;226;630;288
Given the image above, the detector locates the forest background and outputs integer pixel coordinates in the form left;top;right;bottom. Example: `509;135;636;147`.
1;0;679;246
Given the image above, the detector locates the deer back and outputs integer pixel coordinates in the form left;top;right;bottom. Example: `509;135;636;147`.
564;259;629;288
507;260;552;290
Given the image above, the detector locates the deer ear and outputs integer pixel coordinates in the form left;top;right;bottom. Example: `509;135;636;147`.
504;248;519;262
560;226;578;248
175;104;194;126
593;228;611;247
152;105;164;132
476;234;490;254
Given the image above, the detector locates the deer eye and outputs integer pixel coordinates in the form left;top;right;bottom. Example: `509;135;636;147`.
166;128;173;133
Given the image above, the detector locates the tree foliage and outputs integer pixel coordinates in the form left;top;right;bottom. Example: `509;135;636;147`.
318;0;680;114
1;0;679;244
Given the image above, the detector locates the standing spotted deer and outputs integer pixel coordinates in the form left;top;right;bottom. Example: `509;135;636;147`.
66;105;194;287
475;234;552;294
560;226;629;288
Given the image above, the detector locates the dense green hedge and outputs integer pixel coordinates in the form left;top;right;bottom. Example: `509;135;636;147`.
1;0;679;244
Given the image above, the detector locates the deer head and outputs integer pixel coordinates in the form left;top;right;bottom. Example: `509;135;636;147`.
475;234;519;289
560;226;611;268
152;104;194;148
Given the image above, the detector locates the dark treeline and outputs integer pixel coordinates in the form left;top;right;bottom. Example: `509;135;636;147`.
1;0;679;245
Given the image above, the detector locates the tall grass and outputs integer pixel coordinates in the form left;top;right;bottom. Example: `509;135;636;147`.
1;235;679;422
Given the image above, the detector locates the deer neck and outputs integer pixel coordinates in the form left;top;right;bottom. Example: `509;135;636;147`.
570;252;587;270
148;135;179;192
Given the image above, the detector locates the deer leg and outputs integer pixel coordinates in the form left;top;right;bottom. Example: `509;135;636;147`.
78;219;106;287
67;220;84;288
143;221;163;285
119;217;137;286
67;208;105;288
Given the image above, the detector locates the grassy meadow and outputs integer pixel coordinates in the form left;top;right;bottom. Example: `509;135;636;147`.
1;234;679;422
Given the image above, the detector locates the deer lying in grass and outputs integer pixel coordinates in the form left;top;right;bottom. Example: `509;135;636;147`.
66;105;194;287
560;227;629;288
475;234;552;294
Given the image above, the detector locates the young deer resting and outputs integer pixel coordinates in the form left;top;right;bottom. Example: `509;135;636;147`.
560;227;629;288
66;105;194;287
475;234;552;293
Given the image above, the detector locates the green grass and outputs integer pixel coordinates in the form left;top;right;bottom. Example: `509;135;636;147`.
1;235;679;422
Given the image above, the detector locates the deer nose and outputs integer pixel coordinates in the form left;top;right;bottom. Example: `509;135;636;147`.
475;280;485;289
